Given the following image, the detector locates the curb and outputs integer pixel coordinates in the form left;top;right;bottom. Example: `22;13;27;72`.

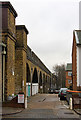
0;109;24;116
74;109;81;115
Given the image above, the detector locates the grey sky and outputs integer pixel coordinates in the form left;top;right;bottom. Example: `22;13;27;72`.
1;0;80;72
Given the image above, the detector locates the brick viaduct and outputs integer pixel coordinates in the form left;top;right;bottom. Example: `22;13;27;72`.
0;2;51;101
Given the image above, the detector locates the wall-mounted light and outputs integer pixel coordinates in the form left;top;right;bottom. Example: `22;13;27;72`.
12;68;14;76
22;80;24;87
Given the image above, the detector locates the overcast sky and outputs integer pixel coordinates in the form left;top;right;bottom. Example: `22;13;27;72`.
1;0;80;72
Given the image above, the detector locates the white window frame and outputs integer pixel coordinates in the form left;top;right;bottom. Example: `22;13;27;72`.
68;80;72;84
68;72;72;76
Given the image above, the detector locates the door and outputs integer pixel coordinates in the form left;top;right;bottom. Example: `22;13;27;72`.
28;85;30;97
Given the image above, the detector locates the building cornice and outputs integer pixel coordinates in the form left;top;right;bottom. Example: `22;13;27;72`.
0;1;17;18
16;25;29;35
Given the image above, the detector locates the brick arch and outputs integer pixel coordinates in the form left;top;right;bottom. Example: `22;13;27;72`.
32;68;38;83
26;63;31;83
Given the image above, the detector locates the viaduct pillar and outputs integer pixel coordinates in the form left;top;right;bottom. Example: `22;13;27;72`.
15;25;29;96
0;2;17;99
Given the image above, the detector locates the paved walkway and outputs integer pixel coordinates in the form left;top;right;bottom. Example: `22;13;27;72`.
2;93;45;116
1;94;81;119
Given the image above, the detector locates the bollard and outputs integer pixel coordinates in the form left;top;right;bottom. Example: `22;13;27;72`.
25;97;27;109
70;98;72;109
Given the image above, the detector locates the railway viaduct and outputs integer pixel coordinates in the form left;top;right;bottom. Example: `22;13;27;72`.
27;45;51;96
0;1;51;102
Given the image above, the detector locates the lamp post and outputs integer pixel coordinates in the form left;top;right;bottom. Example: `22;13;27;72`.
22;78;27;109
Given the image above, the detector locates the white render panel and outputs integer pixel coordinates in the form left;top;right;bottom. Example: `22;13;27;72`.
77;46;81;86
32;85;35;95
79;47;81;86
32;83;38;95
77;47;79;86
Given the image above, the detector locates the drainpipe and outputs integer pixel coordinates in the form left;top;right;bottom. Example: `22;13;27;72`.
25;96;27;109
22;80;27;109
0;43;6;102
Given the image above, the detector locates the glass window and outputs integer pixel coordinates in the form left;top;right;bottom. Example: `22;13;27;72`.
68;80;72;84
68;72;72;76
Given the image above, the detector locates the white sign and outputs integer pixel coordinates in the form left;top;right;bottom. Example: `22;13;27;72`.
40;86;43;89
18;94;24;103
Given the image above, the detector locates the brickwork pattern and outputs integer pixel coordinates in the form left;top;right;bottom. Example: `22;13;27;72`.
8;9;16;36
2;2;17;98
15;26;27;95
72;33;77;90
0;47;2;102
6;36;15;96
1;2;51;101
66;71;72;88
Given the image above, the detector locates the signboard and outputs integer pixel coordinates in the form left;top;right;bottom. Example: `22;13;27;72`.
18;94;24;103
40;86;43;89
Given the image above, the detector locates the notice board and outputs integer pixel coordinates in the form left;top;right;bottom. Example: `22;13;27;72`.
18;94;24;103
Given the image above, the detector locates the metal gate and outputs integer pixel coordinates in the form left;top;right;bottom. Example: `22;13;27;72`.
26;83;31;97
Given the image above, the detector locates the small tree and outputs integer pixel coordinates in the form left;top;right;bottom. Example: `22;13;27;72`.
52;64;66;89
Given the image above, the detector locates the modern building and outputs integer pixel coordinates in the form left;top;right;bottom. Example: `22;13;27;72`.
72;30;81;90
65;63;72;89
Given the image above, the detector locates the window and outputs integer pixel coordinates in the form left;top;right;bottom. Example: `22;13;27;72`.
68;72;72;76
68;80;72;84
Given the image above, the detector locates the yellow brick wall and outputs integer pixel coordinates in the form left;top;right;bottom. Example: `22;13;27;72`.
6;37;15;96
15;49;23;94
2;4;16;97
8;9;16;35
15;26;27;95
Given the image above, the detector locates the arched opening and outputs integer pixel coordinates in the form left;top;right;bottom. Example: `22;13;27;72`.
32;68;38;83
26;63;31;97
39;71;42;93
39;71;42;86
32;68;38;95
26;63;31;83
43;74;45;93
45;75;48;93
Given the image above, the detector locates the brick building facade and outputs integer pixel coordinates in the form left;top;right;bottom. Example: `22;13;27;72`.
72;30;81;90
65;63;72;89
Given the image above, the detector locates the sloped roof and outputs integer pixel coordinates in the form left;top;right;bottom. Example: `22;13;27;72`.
66;63;72;71
74;30;81;45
